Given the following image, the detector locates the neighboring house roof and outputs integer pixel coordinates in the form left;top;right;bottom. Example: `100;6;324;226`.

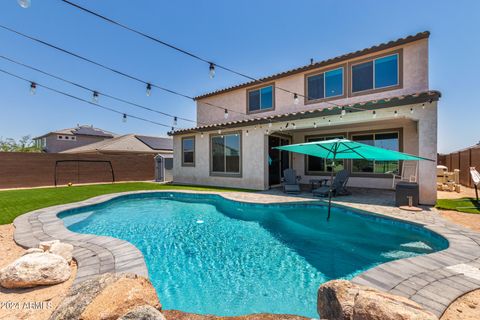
61;134;173;154
194;31;430;100
34;125;116;139
171;90;441;135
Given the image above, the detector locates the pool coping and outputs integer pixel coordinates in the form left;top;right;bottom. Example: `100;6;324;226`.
12;190;480;318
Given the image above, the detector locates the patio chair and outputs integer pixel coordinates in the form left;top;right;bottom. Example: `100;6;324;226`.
282;168;301;194
312;169;350;197
388;161;418;189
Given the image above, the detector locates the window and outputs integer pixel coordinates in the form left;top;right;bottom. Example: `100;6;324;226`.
248;85;274;112
351;53;399;93
351;132;399;174
306;67;344;101
182;137;195;166
306;135;344;174
211;133;241;175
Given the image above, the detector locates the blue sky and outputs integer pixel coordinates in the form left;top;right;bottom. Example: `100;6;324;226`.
0;0;478;153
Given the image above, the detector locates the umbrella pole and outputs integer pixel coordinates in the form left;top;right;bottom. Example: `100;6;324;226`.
327;148;337;221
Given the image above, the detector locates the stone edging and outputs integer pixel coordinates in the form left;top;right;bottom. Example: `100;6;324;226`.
12;190;480;317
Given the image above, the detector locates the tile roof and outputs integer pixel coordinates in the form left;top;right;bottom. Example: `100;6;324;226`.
171;90;441;135
194;31;430;100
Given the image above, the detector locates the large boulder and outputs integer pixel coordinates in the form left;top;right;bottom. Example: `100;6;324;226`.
119;305;166;320
39;239;61;251
0;252;71;288
162;310;310;320
48;242;74;263
49;273;161;320
318;280;438;320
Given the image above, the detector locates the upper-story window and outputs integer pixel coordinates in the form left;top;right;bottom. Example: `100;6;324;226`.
181;136;195;166
306;67;344;102
351;53;400;94
247;85;274;113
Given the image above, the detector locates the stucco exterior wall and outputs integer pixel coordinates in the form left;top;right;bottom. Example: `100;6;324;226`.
196;39;429;125
43;134;112;153
173;128;267;190
175;102;438;204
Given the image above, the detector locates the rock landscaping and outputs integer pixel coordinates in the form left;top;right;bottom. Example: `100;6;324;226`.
317;280;439;320
0;239;73;289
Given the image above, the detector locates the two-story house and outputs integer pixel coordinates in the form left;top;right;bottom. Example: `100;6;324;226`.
171;31;440;205
34;125;116;153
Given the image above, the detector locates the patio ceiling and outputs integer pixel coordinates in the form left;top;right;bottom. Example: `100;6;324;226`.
170;90;440;136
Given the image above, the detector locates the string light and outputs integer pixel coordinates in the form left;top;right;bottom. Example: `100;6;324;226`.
218;129;222;135
410;108;414;114
17;0;31;8
29;82;36;95
209;63;215;79
422;103;425;109
341;106;346;116
266;129;269;135
292;123;296;130
394;110;398;117
246;130;249;137
146;83;152;96
173;116;178;126
224;109;229;119
293;93;299;105
92;91;99;103
268;121;272;128
200;132;204;138
123;113;127;123
372;110;377;119
314;122;317;128
328;120;331;125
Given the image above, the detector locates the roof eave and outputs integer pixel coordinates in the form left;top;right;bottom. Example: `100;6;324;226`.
194;31;430;100
170;90;441;136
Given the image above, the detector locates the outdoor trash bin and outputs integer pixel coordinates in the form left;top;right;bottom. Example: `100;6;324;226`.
395;182;419;207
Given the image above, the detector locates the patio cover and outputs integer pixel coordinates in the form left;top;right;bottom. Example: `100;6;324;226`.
275;139;433;220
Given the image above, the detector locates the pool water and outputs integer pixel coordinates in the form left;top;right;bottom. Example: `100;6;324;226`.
60;193;448;317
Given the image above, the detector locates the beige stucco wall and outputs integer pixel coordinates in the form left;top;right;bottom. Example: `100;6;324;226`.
174;102;438;204
173;128;267;190
196;39;429;126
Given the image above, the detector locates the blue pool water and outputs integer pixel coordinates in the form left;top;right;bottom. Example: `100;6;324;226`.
59;193;448;317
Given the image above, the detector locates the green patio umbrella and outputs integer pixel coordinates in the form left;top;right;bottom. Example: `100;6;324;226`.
274;138;433;220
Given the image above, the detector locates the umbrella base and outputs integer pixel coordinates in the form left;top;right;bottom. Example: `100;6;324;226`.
399;205;423;212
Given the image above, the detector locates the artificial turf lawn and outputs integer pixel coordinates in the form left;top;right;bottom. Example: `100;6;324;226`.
435;197;480;214
0;182;251;225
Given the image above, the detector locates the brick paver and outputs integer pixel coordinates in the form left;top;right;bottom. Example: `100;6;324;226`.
12;188;480;317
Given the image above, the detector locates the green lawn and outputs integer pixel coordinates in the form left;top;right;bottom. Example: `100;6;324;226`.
436;197;480;214
0;182;251;225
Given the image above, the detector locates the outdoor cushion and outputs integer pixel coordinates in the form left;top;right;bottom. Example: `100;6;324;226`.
284;184;301;194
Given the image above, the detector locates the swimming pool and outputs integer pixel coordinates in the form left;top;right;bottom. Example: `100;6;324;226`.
59;192;448;317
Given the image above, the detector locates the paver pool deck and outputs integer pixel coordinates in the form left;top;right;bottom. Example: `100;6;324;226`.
12;189;480;318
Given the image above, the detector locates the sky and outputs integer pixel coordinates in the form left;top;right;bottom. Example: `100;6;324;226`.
0;0;479;153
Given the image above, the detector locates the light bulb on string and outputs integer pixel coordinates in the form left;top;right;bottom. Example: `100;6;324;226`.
122;114;127;123
17;0;31;8
394;110;398;117
224;109;229;119
245;130;249;137
268;122;272;128
218;129;222;135
328;120;331;125
209;63;215;79
146;83;152;96
292;123;296;130
29;82;36;95
173;117;178;126
200;132;204;138
293;93;299;105
372;111;377;119
314;122;317;128
410;108;414;114
341;107;346;116
92;91;99;103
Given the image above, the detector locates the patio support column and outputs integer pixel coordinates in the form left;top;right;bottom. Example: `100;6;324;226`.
417;101;438;205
